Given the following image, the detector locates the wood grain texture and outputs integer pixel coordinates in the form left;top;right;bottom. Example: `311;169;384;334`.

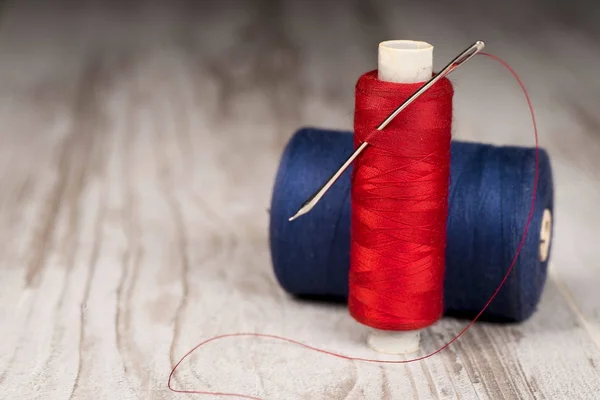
0;0;599;399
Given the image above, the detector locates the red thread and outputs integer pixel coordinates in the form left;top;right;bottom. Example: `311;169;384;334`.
168;52;539;399
350;71;453;330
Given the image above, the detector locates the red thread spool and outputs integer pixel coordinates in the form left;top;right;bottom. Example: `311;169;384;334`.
349;71;454;336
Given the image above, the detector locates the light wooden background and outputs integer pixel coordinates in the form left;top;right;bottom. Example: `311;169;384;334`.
0;0;599;399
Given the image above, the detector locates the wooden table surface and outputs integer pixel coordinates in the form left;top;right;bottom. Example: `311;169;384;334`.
1;1;599;399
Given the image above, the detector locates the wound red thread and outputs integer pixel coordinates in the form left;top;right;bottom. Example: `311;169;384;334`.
350;71;453;330
168;53;539;399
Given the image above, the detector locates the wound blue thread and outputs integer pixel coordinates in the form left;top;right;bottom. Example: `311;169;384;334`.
270;128;554;322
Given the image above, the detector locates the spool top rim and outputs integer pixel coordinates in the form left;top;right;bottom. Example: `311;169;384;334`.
379;40;433;52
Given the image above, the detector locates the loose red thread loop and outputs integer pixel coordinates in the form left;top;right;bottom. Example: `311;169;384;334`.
350;72;453;330
168;52;539;399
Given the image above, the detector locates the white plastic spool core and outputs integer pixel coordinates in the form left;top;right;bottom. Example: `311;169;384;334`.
539;209;552;262
378;40;433;83
366;40;434;355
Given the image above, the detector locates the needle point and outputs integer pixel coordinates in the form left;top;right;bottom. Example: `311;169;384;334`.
288;210;303;222
289;203;312;221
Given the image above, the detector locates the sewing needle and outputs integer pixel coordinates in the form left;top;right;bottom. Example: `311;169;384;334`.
289;40;485;222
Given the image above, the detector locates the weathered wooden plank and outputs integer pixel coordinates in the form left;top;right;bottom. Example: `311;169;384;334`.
0;1;598;399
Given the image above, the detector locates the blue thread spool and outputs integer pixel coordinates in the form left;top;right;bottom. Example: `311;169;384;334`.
270;128;554;322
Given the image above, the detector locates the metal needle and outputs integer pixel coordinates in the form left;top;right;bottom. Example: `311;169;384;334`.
289;40;485;222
